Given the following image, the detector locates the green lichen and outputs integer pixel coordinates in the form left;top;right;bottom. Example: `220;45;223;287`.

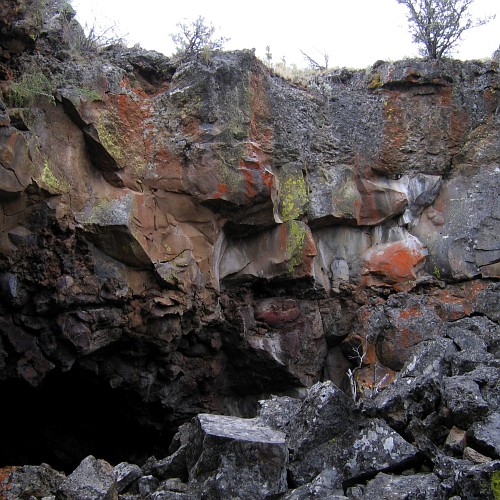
217;149;243;195
492;471;500;500
279;169;308;221
84;194;133;226
95;121;125;164
84;198;111;225
368;72;382;89
285;220;306;272
433;266;441;279
77;87;102;101
39;160;69;192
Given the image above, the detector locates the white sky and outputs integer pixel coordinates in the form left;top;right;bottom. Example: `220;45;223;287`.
71;0;499;69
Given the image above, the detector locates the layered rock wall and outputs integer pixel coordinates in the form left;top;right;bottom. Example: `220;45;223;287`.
0;0;499;476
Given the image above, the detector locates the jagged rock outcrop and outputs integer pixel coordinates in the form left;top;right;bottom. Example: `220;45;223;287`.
0;0;499;497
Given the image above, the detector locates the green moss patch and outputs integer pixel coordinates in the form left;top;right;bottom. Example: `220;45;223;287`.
279;164;308;221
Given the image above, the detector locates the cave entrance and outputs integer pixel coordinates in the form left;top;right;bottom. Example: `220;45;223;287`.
0;368;173;473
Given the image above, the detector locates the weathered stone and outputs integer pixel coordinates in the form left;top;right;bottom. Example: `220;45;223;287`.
113;462;142;493
412;121;500;280
313;226;371;291
137;475;160;496
361;232;427;290
450;461;500;500
218;219;317;283
442;376;490;428
258;394;302;431
467;366;500;411
463;447;493;464
363;338;451;433
0;464;65;500
340;419;421;482
288;417;421;486
185;413;288;499
56;455;117;500
287;381;354;458
284;468;344;499
1;3;500;491
146;477;197;499
362;472;440;499
345;293;445;379
475;283;500;322
444;426;467;455
148;445;189;482
467;412;500;459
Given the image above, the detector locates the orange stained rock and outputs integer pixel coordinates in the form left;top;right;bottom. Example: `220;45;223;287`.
429;280;491;321
0;466;18;498
241;166;259;199
213;183;229;199
355;365;395;395
364;239;426;286
399;305;424;319
250;72;273;150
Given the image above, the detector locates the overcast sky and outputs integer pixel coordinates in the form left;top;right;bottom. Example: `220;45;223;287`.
71;0;499;69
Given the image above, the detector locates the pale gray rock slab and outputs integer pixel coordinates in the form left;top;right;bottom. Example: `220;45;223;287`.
185;413;288;499
56;455;117;500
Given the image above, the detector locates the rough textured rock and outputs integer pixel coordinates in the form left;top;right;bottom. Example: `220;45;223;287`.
467;412;500;459
56;455;117;499
286;381;354;458
340;419;421;482
283;468;345;499
0;463;65;500
185;413;289;499
361;472;440;499
113;462;142;493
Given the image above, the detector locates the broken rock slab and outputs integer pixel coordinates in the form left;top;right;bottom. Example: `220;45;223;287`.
340;418;422;483
286;381;355;458
0;463;65;500
467;412;500;459
185;413;289;499
56;455;117;500
361;471;440;499
283;468;345;499
287;416;421;486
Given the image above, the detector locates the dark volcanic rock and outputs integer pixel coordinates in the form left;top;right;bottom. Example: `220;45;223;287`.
0;463;65;500
442;376;490;428
185;413;289;499
467;412;500;459
113;462;142;493
361;471;440;499
283;468;345;499
56;455;117;499
286;381;355;458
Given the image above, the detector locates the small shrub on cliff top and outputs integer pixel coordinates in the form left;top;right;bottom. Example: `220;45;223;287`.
170;16;228;61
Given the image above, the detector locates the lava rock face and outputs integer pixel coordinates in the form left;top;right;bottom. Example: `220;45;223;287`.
0;0;499;497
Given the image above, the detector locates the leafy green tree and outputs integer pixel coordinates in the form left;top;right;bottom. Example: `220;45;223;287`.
397;0;494;59
171;16;228;61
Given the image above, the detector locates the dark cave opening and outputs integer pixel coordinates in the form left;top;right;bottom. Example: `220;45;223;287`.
0;368;174;473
